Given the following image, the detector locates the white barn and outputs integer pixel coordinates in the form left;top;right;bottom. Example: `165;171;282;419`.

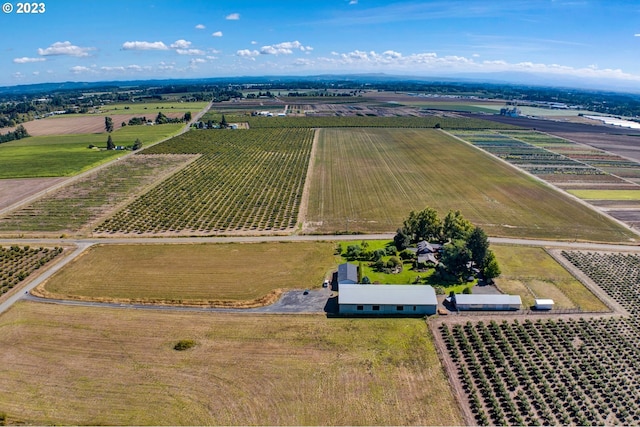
339;284;438;315
535;299;554;310
454;294;522;311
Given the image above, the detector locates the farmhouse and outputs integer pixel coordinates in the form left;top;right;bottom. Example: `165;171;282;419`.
337;262;358;285
453;294;522;311
338;284;437;315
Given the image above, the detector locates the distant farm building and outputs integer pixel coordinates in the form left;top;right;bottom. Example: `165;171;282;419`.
453;294;522;311
337;263;358;285
338;284;437;315
535;299;555;310
499;107;521;117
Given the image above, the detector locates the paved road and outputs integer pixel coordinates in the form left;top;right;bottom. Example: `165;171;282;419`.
2;233;640;316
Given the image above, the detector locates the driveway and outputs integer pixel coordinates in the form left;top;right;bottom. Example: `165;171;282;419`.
22;286;336;315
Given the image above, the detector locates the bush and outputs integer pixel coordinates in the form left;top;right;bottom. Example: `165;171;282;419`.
173;339;196;351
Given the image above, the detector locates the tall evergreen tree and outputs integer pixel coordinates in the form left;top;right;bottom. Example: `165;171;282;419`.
106;134;115;150
105;116;114;133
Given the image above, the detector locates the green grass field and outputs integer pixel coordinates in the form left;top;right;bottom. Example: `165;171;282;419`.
306;128;636;242
567;189;640;200
0;124;183;178
0;303;461;426
40;242;337;304
491;245;608;311
96;101;208;115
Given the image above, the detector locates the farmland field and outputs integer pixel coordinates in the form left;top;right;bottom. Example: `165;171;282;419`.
0;303;462;426
435;249;640;426
0;154;196;234
221;114;522;129
0;124;183;178
0;245;63;295
567;189;640;200
39;242;336;305
94;128;314;235
491;246;607;312
306;128;636;242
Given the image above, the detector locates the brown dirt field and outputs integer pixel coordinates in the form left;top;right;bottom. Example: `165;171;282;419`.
1;113;184;136
0;302;463;426
0;177;67;210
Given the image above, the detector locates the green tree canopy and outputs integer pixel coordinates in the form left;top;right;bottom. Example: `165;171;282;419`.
442;209;473;242
105;116;113;133
403;207;442;243
483;250;501;280
106;134;115;150
441;239;472;280
467;226;490;268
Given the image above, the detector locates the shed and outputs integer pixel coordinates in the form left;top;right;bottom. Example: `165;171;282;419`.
337;263;358;285
339;284;437;315
534;299;554;310
454;294;522;311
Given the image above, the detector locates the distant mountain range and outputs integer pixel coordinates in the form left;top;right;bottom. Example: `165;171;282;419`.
0;73;638;96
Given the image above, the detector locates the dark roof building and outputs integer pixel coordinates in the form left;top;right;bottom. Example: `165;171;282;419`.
337;263;358;285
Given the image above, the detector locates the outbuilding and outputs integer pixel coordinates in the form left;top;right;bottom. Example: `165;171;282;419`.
338;284;437;316
453;294;522;311
337;263;358;285
534;299;554;310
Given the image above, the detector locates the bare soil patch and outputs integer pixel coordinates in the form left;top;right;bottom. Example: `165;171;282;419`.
0;177;67;211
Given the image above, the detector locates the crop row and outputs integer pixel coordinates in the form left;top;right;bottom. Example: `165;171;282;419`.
438;249;640;426
0;245;63;294
94;128;314;234
561;251;640;316
202;114;522;130
441;316;640;426
0;155;195;233
453;132;607;176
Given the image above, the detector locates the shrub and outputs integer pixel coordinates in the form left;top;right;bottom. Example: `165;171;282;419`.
173;339;196;351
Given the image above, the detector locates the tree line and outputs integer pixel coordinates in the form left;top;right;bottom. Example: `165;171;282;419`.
0;125;30;144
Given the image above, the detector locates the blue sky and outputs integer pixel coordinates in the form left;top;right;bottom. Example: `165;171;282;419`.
1;0;639;89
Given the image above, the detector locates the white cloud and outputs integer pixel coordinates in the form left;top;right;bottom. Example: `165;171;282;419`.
32;71;40;76
195;24;206;30
13;57;46;63
383;50;402;58
170;39;192;49
349;0;358;4
260;40;312;55
38;41;94;57
101;66;126;72
251;41;258;45
70;65;93;74
176;48;206;55
212;31;223;37
122;41;169;51
190;58;207;66
635;33;640;37
237;49;260;58
226;13;240;20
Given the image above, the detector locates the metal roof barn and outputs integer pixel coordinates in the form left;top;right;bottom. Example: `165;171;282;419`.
338;284;437;315
454;294;522;311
